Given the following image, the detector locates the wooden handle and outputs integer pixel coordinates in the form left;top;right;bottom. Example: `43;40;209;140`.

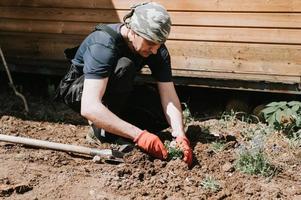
0;134;113;157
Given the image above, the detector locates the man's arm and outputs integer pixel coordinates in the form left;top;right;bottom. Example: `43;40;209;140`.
80;78;142;139
81;77;168;159
158;81;193;166
157;82;185;137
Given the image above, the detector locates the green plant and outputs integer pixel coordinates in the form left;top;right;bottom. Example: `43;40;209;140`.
235;145;275;177
164;140;183;160
182;102;193;125
240;123;274;141
210;141;225;153
220;110;237;122
261;101;301;137
286;130;301;149
200;176;221;192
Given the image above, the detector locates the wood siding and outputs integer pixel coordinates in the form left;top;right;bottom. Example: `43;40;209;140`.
0;0;300;91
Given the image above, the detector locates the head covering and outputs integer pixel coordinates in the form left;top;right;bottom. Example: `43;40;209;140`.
123;2;171;44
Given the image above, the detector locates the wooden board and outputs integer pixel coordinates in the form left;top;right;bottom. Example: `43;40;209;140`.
0;0;301;12
1;7;301;28
0;1;300;92
1;33;300;80
1;19;301;44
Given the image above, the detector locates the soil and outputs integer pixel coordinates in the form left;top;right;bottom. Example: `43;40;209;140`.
0;79;300;200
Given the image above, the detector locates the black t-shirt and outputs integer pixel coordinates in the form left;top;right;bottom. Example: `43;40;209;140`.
72;23;172;82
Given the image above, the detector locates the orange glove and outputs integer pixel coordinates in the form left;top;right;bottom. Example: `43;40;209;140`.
134;130;168;160
176;136;193;167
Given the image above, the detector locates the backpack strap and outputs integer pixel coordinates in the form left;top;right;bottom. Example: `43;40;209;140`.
94;24;122;46
64;24;122;61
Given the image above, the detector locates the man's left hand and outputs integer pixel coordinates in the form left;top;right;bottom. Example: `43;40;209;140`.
176;136;193;167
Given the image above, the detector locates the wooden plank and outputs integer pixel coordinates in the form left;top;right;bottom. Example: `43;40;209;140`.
1;7;301;28
1;33;300;77
1;59;69;75
0;33;82;60
166;41;301;77
1;19;301;44
0;0;301;12
170;26;301;44
171;70;301;84
3;54;299;84
141;68;300;84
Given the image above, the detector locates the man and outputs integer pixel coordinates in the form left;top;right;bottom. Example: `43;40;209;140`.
55;2;192;166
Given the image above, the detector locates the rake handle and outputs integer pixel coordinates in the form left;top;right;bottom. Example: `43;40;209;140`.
0;134;112;157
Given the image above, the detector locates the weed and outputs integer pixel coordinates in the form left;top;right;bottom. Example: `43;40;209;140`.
235;136;276;177
200;176;221;192
182;102;194;125
220;110;237;123
210;141;225;153
164;140;183;160
286;130;301;149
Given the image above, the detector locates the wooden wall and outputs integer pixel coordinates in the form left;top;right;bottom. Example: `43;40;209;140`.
0;0;301;92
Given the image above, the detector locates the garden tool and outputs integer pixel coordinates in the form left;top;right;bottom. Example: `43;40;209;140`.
0;134;125;164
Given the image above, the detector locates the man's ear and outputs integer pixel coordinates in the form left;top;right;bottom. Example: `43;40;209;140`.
129;30;138;41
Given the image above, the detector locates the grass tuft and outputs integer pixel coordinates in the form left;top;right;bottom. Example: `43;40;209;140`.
200;176;221;192
210;141;225;153
235;140;276;177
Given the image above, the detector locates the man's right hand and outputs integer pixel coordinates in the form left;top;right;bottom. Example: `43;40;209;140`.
134;130;168;159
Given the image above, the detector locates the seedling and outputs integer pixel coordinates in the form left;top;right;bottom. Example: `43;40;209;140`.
235;143;276;177
164;140;183;160
200;176;221;192
286;131;301;149
210;141;225;153
182;102;193;125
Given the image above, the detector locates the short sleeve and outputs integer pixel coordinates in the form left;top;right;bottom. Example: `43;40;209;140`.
83;43;117;79
146;44;172;82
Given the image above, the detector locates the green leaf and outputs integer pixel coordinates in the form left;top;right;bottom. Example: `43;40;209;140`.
267;112;277;126
288;101;301;107
285;108;294;117
278;101;288;106
291;105;300;112
261;106;279;116
275;110;284;124
266;102;281;107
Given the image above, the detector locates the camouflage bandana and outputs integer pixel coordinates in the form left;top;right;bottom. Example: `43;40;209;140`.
123;2;171;44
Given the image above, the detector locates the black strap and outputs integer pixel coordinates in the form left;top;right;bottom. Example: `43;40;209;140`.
94;24;122;44
64;24;122;61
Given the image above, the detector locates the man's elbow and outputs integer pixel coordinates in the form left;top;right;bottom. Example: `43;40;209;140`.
80;104;94;119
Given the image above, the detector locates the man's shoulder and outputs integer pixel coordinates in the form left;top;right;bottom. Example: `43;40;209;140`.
87;23;122;48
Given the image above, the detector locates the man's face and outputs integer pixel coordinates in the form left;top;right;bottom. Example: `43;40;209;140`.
131;32;161;57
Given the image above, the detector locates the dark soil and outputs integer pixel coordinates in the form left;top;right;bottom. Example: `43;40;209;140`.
0;74;300;200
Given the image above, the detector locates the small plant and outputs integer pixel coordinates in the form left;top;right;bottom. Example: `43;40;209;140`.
235;137;276;177
240;123;274;141
210;141;225;153
164;140;183;160
220;110;237;122
286;130;301;149
182;102;193;125
200;176;221;192
261;101;301;137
